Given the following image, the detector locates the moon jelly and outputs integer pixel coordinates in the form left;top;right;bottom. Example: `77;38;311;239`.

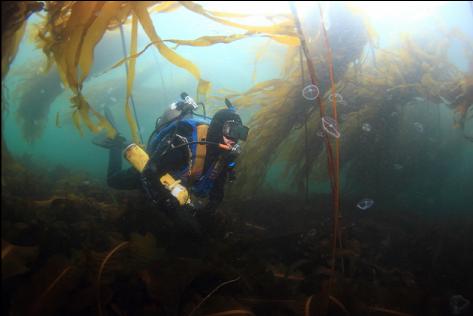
328;93;346;105
321;116;340;138
362;123;371;132
357;198;374;210
302;84;319;101
414;122;424;133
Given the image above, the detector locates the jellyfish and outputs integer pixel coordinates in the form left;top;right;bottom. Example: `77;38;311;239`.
328;93;346;105
302;84;319;100
393;164;403;170
321;116;340;138
356;198;374;210
414;122;424;133
362;123;371;132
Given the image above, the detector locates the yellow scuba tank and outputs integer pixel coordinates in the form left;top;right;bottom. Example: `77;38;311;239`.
124;143;149;173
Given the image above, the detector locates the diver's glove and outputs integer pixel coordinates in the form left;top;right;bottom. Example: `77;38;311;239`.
92;134;127;149
160;173;191;206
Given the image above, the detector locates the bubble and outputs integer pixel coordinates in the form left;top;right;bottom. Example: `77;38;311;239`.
321;116;340;138
362;123;371;132
302;84;319;100
357;198;374;210
450;295;470;315
413;122;424;133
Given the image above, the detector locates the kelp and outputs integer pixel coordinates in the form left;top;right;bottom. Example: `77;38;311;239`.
1;1;308;142
93;233;164;316
1;1;43;80
15;63;63;143
228;4;473;199
10;255;80;316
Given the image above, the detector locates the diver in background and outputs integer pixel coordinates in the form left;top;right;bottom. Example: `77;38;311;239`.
93;94;248;228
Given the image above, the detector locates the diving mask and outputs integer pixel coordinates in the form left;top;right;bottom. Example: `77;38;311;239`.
222;120;249;141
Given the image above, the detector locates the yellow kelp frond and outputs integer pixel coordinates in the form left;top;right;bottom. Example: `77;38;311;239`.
101;32;257;77
125;13;140;145
14;63;63;143
168;33;253;48
71;95;116;138
197;79;211;101
264;34;300;46
1;1;43;79
78;1;124;83
252;38;271;83
133;2;209;98
72;110;83;137
150;1;181;14
180;1;297;36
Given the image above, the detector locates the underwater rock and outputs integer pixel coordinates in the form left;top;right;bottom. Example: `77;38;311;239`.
450;294;470;315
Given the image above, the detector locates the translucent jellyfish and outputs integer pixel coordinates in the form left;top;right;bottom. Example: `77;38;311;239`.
450;295;470;315
302;84;319;100
393;164;403;170
357;198;374;210
328;93;345;105
60;83;65;89
40;89;45;94
413;122;424;133
307;228;317;238
110;96;117;103
362;123;371;132
390;112;398;117
321;116;340;138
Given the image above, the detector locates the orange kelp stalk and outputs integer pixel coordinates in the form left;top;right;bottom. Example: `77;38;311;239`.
289;2;342;311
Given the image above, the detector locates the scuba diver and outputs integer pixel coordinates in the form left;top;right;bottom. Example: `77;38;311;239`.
93;93;249;225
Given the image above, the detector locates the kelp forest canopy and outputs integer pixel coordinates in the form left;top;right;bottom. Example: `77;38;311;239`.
2;1;473;197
